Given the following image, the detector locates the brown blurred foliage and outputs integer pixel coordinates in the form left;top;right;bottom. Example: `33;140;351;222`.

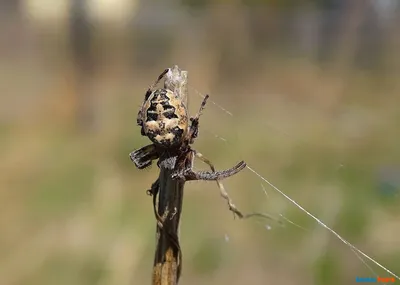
0;1;399;285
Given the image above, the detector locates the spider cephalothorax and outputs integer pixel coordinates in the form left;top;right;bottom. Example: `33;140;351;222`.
137;66;189;148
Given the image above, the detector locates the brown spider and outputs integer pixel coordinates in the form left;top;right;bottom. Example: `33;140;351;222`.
129;64;247;246
129;66;278;284
130;66;248;283
130;65;246;184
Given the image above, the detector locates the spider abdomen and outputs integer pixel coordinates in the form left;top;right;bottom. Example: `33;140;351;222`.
139;89;188;148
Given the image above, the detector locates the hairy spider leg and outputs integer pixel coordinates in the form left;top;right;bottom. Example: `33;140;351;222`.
145;68;169;100
193;152;279;221
189;94;210;143
129;144;159;169
171;150;246;182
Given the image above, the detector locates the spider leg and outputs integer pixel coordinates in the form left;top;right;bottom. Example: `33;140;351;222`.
129;144;159;169
146;178;167;229
172;150;246;181
188;94;209;144
195;151;248;218
172;150;248;219
136;111;146;136
146;68;169;98
136;110;146;136
148;179;176;239
193;152;280;222
147;178;159;196
182;161;246;181
148;178;182;275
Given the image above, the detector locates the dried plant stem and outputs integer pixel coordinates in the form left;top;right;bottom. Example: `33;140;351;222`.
131;65;263;284
151;160;184;285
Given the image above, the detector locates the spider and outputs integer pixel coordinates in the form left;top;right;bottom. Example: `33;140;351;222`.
130;65;246;185
129;67;280;284
130;66;248;283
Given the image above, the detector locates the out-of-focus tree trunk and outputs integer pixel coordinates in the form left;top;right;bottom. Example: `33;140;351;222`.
330;0;367;72
205;3;252;85
0;0;20;18
130;1;176;72
316;0;347;66
354;2;386;71
0;0;25;58
69;0;95;132
387;4;400;91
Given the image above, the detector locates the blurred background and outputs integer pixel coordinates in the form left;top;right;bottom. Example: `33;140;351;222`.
1;0;399;284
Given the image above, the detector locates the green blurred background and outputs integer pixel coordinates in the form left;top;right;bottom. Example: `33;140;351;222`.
1;0;399;284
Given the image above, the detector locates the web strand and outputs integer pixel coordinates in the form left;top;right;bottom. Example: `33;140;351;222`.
247;165;399;280
189;85;400;281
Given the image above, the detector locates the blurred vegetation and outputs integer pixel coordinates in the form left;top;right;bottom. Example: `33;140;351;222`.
0;0;399;284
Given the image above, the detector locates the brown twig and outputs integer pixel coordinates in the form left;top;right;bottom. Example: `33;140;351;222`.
150;156;184;285
147;152;247;285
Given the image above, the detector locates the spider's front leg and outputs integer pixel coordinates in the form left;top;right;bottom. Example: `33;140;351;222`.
172;150;246;219
188;94;209;144
129;144;159;169
146;68;169;100
171;149;246;181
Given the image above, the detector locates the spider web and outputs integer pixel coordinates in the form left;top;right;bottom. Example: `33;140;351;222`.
188;85;400;281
